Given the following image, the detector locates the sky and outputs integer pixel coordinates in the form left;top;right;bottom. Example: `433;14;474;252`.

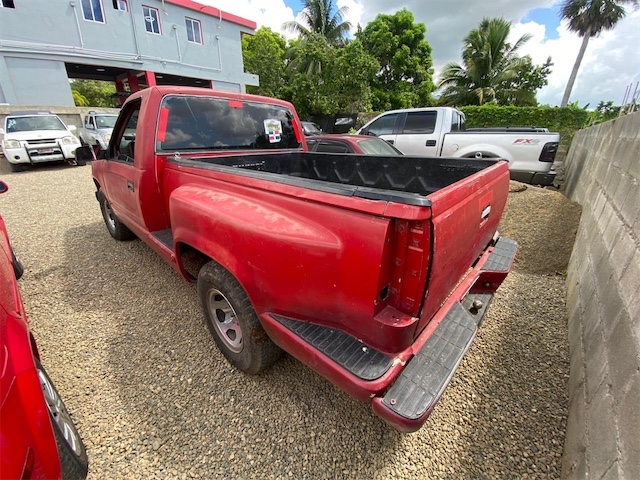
204;0;640;107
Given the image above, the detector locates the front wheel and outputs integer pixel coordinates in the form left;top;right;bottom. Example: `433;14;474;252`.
197;261;282;374
37;363;89;480
98;190;136;241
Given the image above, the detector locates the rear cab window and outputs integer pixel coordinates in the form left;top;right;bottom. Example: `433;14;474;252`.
156;95;302;153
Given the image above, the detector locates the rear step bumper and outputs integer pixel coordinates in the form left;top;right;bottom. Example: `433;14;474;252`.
260;237;517;432
372;296;490;432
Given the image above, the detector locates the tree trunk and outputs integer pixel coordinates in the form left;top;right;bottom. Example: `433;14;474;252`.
561;34;590;107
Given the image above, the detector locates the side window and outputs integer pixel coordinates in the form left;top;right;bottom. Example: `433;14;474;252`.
401;112;437;134
367;114;397;137
143;5;161;34
306;140;318;151
185;17;203;44
111;100;140;163
88;116;95;127
81;0;105;23
316;142;350;154
1;1;16;8
112;0;127;11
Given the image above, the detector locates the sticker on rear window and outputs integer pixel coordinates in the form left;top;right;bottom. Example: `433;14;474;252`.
264;119;282;143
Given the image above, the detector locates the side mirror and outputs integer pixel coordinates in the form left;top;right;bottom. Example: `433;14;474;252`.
0;181;8;194
68;125;78;134
75;145;96;164
85;124;95;130
0;128;5;135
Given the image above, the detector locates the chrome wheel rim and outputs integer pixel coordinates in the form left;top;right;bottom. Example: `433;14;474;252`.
206;289;243;353
103;200;116;231
38;368;83;457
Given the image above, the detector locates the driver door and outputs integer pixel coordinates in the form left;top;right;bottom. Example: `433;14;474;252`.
102;100;143;231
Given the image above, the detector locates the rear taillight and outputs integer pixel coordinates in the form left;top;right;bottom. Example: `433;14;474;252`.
386;219;431;317
539;142;558;162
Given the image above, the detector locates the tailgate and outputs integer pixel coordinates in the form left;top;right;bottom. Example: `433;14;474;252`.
416;161;510;333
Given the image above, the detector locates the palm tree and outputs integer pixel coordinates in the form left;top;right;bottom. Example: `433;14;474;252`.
438;18;534;106
283;0;351;46
560;0;638;106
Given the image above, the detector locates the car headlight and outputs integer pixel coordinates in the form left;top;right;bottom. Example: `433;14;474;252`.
102;134;111;143
61;136;79;145
4;139;21;149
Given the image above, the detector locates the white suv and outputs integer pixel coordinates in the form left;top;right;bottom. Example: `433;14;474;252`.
0;111;81;171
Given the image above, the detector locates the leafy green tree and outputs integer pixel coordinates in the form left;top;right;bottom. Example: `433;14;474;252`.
438;17;548;106
242;27;287;98
591;100;621;123
72;90;89;106
357;9;435;110
559;0;638;106
69;80;117;107
283;0;351;46
497;56;553;106
285;35;378;118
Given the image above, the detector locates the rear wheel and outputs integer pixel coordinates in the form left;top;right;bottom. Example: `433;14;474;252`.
37;363;89;480
98;190;136;241
197;261;282;374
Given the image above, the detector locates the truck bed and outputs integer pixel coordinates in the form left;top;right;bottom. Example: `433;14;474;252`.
172;152;499;206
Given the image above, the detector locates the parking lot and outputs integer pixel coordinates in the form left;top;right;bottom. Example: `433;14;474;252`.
0;162;576;479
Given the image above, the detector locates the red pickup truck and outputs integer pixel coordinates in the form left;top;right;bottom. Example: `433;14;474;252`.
82;86;516;432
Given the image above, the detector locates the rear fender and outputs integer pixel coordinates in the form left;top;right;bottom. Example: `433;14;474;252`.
167;185;344;311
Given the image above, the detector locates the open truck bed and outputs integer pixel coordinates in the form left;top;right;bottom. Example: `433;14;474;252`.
172;151;499;205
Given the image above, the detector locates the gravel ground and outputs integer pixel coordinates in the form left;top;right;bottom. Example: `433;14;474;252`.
0;163;577;479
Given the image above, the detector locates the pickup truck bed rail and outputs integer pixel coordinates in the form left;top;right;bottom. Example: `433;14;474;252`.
172;152;498;207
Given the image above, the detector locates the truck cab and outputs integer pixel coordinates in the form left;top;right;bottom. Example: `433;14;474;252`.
79;111;118;150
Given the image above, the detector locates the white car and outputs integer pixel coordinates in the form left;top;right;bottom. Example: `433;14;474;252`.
0;111;81;171
79;111;118;150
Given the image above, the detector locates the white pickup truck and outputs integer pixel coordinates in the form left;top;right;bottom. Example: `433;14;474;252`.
79;111;118;151
0;110;81;171
357;107;560;186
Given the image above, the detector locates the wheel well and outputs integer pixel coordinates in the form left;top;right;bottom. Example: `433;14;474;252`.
178;244;210;281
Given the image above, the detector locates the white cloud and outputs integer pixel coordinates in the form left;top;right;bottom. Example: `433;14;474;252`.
201;0;640;107
196;0;297;37
337;0;365;35
511;10;640;106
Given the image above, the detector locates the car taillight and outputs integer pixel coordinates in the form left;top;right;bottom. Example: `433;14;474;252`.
293;121;303;145
385;219;431;317
539;142;558;162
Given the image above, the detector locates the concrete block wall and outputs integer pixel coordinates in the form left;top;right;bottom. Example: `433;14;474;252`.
562;112;640;479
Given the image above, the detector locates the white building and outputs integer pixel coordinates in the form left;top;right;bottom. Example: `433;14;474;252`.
0;0;259;106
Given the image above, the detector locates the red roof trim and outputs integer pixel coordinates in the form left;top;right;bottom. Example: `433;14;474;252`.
163;0;256;30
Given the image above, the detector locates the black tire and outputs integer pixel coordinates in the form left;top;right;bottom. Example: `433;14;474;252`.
197;261;282;374
97;190;136;241
37;363;89;480
11;247;24;280
9;162;24;172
